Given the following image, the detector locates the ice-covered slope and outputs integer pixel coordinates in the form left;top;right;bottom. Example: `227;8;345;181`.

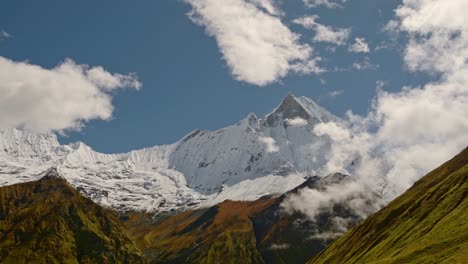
0;94;339;212
169;94;338;193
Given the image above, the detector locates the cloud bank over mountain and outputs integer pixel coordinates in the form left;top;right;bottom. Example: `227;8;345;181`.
282;0;468;220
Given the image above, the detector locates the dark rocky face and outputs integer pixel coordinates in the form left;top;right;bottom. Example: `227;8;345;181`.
265;94;313;127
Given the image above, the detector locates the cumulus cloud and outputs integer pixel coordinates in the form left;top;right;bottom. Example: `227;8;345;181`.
293;16;351;46
348;37;370;53
283;0;468;223
185;0;322;86
287;117;308;126
327;0;468;198
0;57;141;133
303;0;347;9
259;136;280;153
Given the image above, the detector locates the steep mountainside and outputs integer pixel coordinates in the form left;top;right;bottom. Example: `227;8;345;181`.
121;174;370;264
0;169;145;264
310;147;468;264
0;94;339;212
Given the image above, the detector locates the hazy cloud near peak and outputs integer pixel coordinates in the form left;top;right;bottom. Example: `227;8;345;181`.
260;136;280;153
282;0;468;222
185;0;322;86
287;117;308;126
0;57;141;133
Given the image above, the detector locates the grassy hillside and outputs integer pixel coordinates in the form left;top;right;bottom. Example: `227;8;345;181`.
0;170;145;264
310;147;468;264
122;174;365;264
123;199;273;264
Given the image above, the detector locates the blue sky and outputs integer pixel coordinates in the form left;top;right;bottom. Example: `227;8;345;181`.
0;0;435;152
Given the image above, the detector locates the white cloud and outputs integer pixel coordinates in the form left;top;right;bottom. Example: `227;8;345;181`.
185;0;322;86
396;0;468;75
259;136;280;153
303;0;347;9
351;57;378;70
0;57;141;133
318;0;468;199
282;181;378;220
287;117;308;126
348;37;370;53
282;0;468;223
293;16;351;46
328;89;344;98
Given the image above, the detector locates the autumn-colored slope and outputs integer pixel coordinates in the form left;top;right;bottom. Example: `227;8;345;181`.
123;199;274;264
122;174;365;264
0;170;145;264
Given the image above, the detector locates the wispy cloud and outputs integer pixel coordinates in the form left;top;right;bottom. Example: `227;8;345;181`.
303;0;347;9
331;57;379;72
351;57;378;70
293;15;351;46
328;89;344;98
0;30;11;41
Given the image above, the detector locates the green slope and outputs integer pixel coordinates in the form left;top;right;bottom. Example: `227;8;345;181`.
310;147;468;264
0;169;145;264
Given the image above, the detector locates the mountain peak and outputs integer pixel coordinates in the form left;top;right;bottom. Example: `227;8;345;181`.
265;94;337;127
40;167;63;179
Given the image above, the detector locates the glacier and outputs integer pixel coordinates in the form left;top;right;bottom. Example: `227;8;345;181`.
0;94;339;212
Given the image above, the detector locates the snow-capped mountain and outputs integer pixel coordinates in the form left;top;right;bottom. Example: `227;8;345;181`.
0;94;338;212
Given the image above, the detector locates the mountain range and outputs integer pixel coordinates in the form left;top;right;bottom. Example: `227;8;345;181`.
0;94;339;213
0;94;466;263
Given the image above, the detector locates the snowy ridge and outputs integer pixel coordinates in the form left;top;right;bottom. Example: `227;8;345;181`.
0;94;339;212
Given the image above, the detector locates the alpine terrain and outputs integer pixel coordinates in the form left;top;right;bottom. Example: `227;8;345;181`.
0;94;339;212
1;94;466;263
310;147;468;264
0;169;145;264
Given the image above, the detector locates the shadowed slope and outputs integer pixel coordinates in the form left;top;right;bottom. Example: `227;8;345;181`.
310;147;468;264
0;169;145;264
